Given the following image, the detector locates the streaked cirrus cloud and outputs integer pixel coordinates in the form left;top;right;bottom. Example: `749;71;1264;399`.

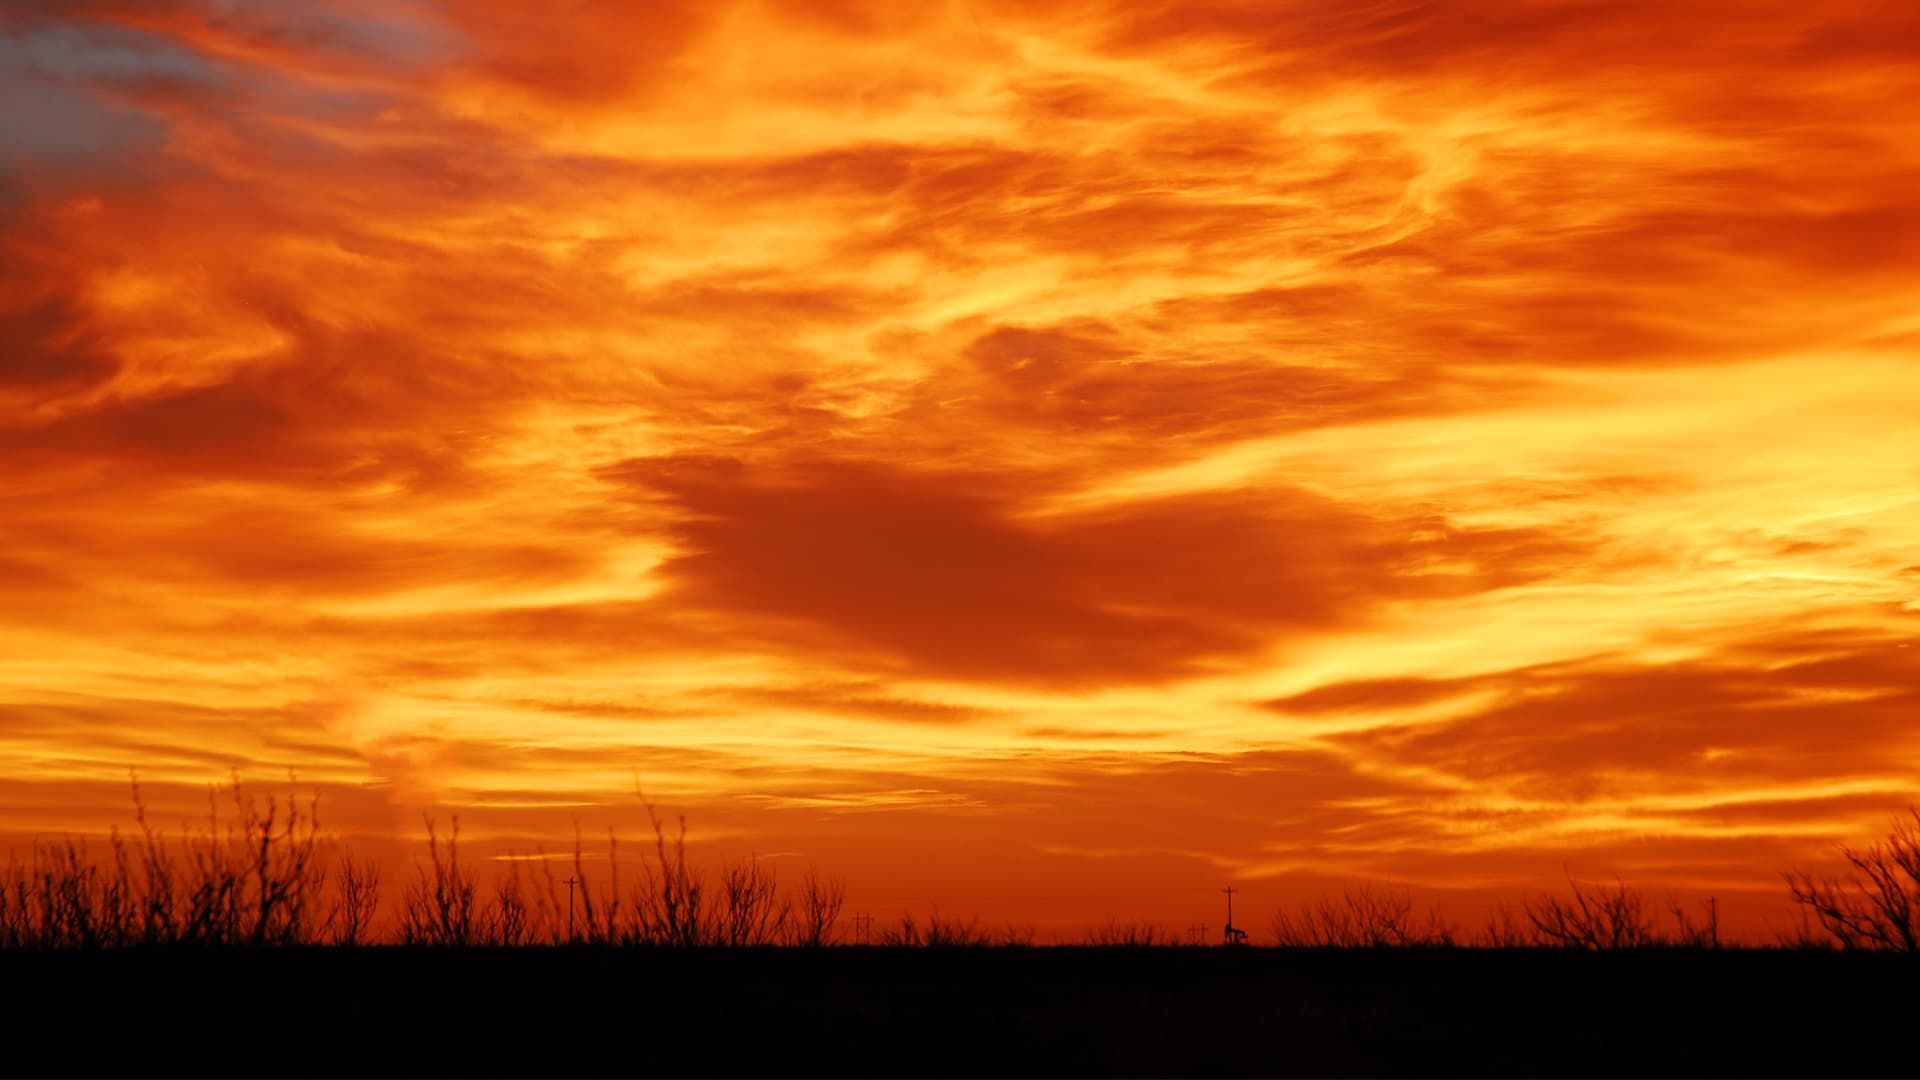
1;0;1917;934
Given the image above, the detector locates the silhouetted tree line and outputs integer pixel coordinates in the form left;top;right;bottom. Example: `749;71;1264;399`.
0;778;843;949
1266;878;1721;949
4;778;1918;951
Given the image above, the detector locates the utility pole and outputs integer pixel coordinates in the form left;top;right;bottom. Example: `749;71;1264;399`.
1222;885;1246;945
563;876;578;943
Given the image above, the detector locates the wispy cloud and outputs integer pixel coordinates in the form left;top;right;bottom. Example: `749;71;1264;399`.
1;0;1917;932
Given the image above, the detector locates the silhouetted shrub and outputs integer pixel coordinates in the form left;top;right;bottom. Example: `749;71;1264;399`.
1525;875;1653;949
1477;901;1535;947
328;855;382;946
633;791;709;945
397;817;480;946
790;868;845;946
880;912;993;947
719;855;788;946
1085;918;1176;946
0;775;332;949
1271;885;1456;947
1666;892;1720;948
1784;808;1920;951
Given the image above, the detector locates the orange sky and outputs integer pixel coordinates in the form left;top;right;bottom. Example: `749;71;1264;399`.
3;0;1918;939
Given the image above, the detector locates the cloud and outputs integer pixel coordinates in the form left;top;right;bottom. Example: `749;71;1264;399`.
0;291;120;397
0;23;208;198
1308;626;1920;818
0;0;1917;932
611;455;1583;683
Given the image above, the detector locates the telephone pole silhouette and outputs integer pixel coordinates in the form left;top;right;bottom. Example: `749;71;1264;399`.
1222;885;1247;945
563;876;578;942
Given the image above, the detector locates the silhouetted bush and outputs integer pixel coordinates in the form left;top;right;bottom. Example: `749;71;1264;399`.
1270;885;1456;947
879;912;995;947
328;855;382;946
1666;892;1721;948
790;868;845;946
632;791;710;945
1084;918;1177;946
719;855;788;946
1477;901;1535;947
1784;807;1920;951
0;776;329;949
397;817;480;946
1525;875;1654;949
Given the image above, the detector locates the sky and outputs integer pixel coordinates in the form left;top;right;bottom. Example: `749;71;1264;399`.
2;0;1918;939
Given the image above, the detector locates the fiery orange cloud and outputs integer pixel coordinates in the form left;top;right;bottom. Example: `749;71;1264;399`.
2;0;1918;938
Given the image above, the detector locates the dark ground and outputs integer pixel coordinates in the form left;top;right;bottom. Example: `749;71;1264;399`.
5;947;1914;1077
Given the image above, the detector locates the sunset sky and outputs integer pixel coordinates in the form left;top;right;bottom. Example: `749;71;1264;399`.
3;0;1918;938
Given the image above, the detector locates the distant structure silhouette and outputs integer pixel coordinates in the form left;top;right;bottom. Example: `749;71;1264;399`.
563;876;579;942
1222;886;1248;945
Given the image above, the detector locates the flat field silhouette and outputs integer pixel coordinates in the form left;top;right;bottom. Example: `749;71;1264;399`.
5;945;1916;1076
